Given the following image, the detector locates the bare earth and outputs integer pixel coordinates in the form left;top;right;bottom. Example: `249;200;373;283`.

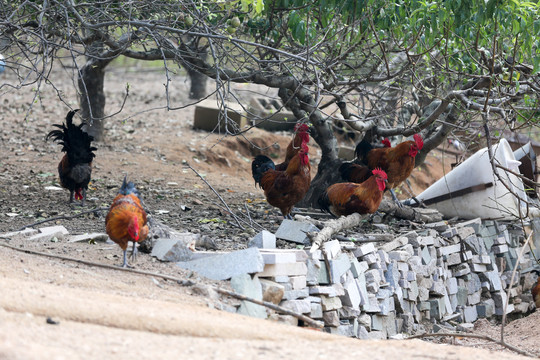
0;66;538;359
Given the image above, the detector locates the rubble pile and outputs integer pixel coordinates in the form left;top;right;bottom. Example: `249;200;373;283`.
164;216;538;338
252;218;538;338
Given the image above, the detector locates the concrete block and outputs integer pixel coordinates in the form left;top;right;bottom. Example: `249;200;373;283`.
177;247;264;280
249;97;296;131
0;228;38;239
330;253;352;283
453;263;471;277
323;240;342;259
248;230;276;249
259;250;296;264
289;276;307;290
259;279;285;304
320;295;342;311
381;236;409;252
388;250;411;262
310;302;323;319
193;99;248;133
439;244;461;256
463;305;478;323
339;306;361;319
282;288;309;301
340;275;361;310
28;225;69;242
446;277;458;295
275;219;318;245
428;298;446;320
68;232;108;243
353;243;376;257
231;274;266;319
280;299;311;314
477;299;495;318
258;262;307;277
323;310;340;327
467;291;482;305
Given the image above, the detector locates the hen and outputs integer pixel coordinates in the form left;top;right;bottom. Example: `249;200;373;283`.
319;168;387;217
342;134;424;206
46;109;96;206
252;143;311;219
105;177;149;268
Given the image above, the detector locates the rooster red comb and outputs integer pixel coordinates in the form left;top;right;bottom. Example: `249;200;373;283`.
382;138;391;147
294;123;309;132
372;167;387;180
413;134;424;149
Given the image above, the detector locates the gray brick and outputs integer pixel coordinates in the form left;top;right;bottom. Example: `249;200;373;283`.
177;247;264;280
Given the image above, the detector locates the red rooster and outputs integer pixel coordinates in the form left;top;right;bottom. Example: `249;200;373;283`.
251;143;311;219
319;168;387;217
275;123;310;171
342;134;423;206
46;109;96;206
106;177;149;268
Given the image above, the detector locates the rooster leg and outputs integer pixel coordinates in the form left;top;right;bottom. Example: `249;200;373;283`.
131;242;138;263
389;189;403;208
121;249;130;268
284;214;293;220
81;188;87;207
69;190;74;204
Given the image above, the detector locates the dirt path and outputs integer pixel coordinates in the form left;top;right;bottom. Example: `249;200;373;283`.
0;245;531;360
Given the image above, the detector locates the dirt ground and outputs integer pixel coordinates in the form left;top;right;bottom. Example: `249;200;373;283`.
0;65;538;359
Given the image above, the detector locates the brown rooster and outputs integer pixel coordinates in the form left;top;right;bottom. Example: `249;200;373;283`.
251;143;311;219
106;177;149;268
46;109;96;206
319;168;387;217
341;134;423;206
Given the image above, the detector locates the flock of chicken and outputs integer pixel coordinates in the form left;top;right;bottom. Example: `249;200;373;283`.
251;123;425;219
45;111;540;305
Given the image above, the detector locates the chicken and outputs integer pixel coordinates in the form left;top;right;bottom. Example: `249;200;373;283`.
381;138;391;148
533;272;540;308
343;134;424;206
319;168;387;217
46;109;96;206
251;143;311;219
275;123;310;171
105;177;149;268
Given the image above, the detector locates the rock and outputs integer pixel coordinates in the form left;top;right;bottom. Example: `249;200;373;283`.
248;230;276;249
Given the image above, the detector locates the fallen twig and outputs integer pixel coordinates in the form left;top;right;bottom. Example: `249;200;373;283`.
407;331;536;358
16;207;109;231
308;213;370;254
0;240;323;329
185;162;245;230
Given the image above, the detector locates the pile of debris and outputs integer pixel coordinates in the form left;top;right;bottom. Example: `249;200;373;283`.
155;215;539;339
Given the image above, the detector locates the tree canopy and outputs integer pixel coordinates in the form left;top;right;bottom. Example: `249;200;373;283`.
1;0;540;205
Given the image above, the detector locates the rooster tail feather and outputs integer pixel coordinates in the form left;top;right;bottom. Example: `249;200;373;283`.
251;155;275;187
47;109;95;165
354;139;373;162
338;162;355;180
118;176;140;197
318;189;331;214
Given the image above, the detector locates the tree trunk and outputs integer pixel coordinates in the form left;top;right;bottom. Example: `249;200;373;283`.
277;87;342;208
187;67;207;99
78;60;107;140
78;40;114;141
